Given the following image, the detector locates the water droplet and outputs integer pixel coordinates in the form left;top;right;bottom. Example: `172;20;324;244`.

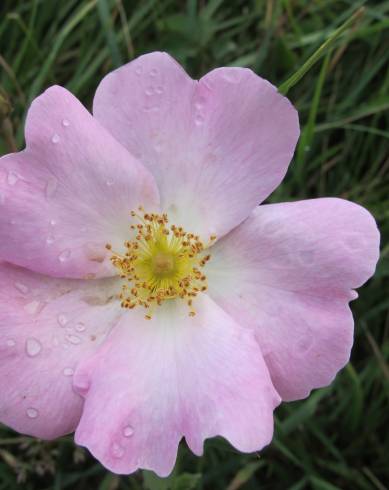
123;425;134;437
52;336;60;347
51;133;60;144
46;234;55;245
135;66;142;76
150;68;158;77
194;114;204;126
111;442;124;458
49;219;57;226
84;242;106;263
7;171;18;186
45;177;58;199
57;314;68;327
14;282;29;294
66;334;81;345
24;300;42;315
75;322;86;332
194;96;206;110
145;86;154;96
6;339;16;347
58;249;71;262
62;119;70;127
26;408;39;419
63;367;74;376
155;85;164;94
106;179;114;186
25;338;42;357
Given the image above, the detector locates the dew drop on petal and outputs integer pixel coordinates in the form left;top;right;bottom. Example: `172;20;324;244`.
194;96;206;110
194;114;204;126
106;179;114;186
25;338;42;357
51;133;60;144
57;314;68;327
62;119;70;127
75;322;86;332
135;66;142;76
145;86;154;96
123;425;134;437
66;334;81;345
7;171;19;186
46;235;55;245
14;282;29;294
6;339;16;347
63;367;74;376
26;408;39;419
155;85;164;94
150;68;158;77
58;249;71;262
111;442;124;459
24;300;42;315
84;242;106;263
49;219;57;226
45;177;58;199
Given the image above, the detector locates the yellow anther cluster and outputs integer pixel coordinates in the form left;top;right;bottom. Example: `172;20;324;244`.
106;207;214;319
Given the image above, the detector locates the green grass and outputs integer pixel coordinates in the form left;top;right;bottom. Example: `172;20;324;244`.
0;0;388;489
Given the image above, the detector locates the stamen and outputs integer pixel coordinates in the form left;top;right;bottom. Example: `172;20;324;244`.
107;209;214;318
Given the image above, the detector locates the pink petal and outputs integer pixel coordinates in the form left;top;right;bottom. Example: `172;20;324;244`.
0;86;159;278
93;52;299;239
206;198;380;401
74;295;280;476
0;262;122;438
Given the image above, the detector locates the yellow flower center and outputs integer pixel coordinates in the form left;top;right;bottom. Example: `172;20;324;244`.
106;208;215;319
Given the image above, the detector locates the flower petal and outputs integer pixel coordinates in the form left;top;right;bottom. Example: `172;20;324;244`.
74;294;280;476
0;86;159;278
0;262;122;439
93;52;299;239
206;198;380;401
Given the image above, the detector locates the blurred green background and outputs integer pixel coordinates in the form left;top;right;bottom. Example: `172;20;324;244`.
0;0;388;489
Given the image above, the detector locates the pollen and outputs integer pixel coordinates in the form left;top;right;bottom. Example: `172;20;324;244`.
106;207;213;319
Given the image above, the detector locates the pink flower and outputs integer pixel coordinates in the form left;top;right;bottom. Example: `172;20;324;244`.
0;52;379;476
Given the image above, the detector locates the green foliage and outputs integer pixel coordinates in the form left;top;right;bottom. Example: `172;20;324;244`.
0;0;388;489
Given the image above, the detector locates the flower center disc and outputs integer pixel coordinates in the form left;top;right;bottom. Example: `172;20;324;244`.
153;252;175;276
106;208;215;319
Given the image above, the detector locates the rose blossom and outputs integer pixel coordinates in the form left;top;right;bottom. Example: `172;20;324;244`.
0;52;379;476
